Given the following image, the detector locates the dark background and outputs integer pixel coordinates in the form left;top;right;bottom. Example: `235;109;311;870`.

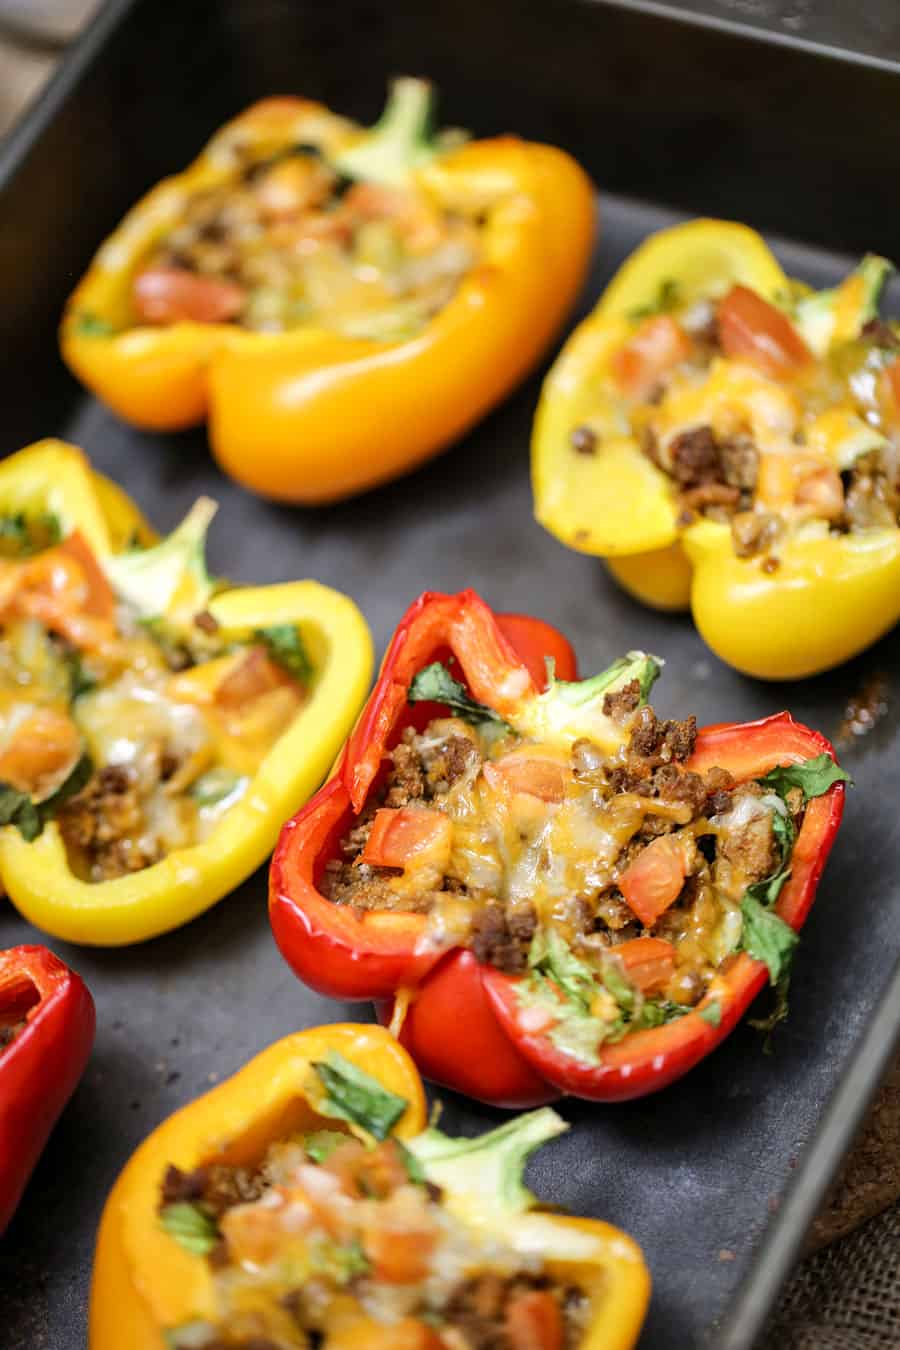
1;3;899;1347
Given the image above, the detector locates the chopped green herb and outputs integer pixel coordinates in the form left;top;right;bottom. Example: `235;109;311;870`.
303;1129;350;1164
408;661;507;726
740;895;798;986
0;511;62;557
632;998;691;1029
758;754;852;805
312;1051;408;1141
311;1236;370;1283
0;752;93;842
159;1202;220;1256
64;648;97;701
255;623;313;685
699;1000;722;1027
73;312;115;337
628;278;680;321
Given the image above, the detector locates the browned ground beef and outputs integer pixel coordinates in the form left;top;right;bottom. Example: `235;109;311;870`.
470;902;538;974
664;424;758;522
444;1273;587;1350
670;426;720;486
716;783;779;882
323;708;789;986
160;1162;265;1218
602;678;641;722
58;765;163;880
627;707;697;763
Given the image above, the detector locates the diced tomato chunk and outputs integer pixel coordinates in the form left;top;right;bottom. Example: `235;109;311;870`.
611;315;693;399
483;754;569;804
215;647;297;709
363;1221;437;1284
879;356;900;423
505;1289;564;1350
717;284;812;379
56;532;116;619
360;807;452;870
618;836;688;927
612;936;677;994
132;266;246;324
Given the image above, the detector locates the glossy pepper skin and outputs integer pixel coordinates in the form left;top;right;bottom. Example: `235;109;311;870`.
89;1022;649;1350
62;94;596;504
270;591;845;1106
0;944;95;1231
532;217;900;678
0;441;374;946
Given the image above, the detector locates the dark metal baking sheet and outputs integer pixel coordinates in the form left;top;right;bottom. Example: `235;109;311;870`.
1;3;900;1348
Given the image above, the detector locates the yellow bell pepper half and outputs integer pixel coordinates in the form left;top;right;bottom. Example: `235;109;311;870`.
533;218;900;677
0;441;373;944
90;1023;650;1350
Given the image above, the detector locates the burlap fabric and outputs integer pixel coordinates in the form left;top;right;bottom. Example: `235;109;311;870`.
763;1057;900;1348
765;1202;900;1349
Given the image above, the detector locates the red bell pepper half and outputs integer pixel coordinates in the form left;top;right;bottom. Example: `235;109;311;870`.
0;944;95;1231
269;590;846;1107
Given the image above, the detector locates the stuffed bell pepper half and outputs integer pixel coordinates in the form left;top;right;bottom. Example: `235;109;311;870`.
1;943;95;1231
62;78;595;503
270;591;847;1107
533;217;900;677
90;1022;649;1350
0;440;372;945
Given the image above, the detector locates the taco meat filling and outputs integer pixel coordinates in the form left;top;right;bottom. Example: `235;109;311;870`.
131;149;479;341
0;519;308;881
323;682;804;1022
158;1132;588;1350
572;266;900;559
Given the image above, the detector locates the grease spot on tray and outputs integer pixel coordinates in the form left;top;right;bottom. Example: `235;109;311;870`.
835;671;890;751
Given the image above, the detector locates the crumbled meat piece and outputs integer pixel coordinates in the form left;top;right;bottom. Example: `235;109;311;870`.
719;435;759;491
716;786;778;886
594;888;635;931
444;1274;572;1350
628;707;697;763
340;813;376;860
570;425;597;455
648;764;707;814
704;765;736;814
563;896;597;934
862;317;900;349
201;1163;266;1217
160;1164;209;1208
321;860;420;912
58;765;162;881
669;426;720;486
471;903;536;974
602;678;641;722
731;510;781;558
424;733;480;794
606;763;651;794
384;741;426;807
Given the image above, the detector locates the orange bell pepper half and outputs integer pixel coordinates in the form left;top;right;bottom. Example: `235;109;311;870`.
62;81;595;504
